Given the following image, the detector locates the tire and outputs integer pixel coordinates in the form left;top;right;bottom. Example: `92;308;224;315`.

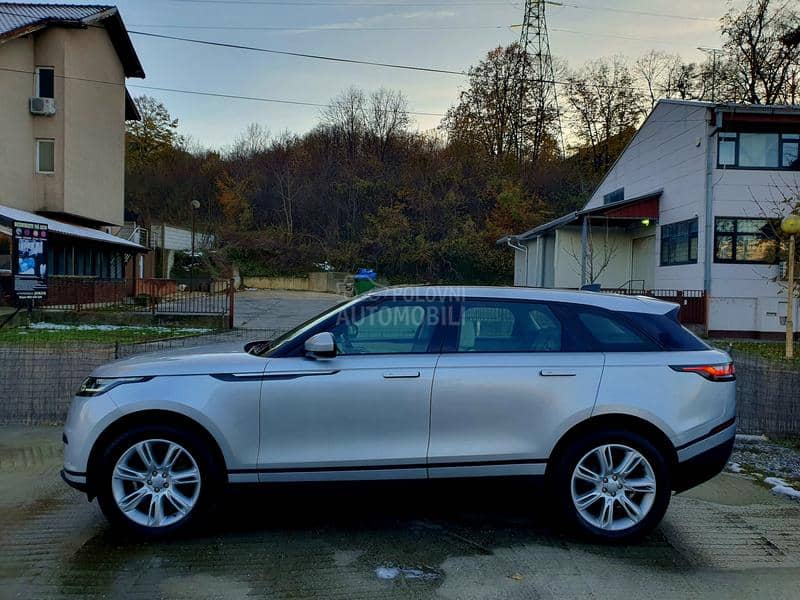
95;424;222;538
552;429;671;543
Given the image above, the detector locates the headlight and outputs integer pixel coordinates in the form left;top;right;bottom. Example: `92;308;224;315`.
77;376;150;397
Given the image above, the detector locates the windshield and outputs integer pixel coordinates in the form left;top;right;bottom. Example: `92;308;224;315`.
251;296;366;356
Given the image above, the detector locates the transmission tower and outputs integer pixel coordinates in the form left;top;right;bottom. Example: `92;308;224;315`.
517;0;564;159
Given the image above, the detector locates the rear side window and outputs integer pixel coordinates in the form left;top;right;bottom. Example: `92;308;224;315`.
572;309;658;352
625;309;709;351
456;300;562;352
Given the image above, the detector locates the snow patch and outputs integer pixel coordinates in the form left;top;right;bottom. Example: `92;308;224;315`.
375;566;439;581
727;462;743;473
25;322;211;334
764;477;800;500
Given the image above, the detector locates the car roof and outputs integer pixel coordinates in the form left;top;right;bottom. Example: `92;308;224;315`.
367;286;677;315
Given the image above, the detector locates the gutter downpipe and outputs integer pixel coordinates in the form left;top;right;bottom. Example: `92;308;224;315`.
506;236;529;287
703;108;722;331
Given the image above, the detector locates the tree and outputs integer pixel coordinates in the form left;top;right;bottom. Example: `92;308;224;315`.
320;86;366;161
721;0;800;104
565;56;644;173
365;88;410;161
126;96;180;169
443;43;554;161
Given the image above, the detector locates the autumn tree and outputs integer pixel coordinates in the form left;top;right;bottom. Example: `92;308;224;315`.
126;96;181;169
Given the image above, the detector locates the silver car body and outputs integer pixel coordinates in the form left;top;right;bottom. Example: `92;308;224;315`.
62;287;736;491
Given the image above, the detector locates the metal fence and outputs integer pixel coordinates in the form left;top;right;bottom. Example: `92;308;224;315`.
40;276;234;316
0;328;279;424
606;289;706;324
730;348;800;437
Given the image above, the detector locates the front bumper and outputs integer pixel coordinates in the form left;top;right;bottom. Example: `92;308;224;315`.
60;469;89;494
672;435;734;493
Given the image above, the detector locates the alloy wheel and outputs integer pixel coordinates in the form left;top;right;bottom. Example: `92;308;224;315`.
111;439;202;528
570;443;657;532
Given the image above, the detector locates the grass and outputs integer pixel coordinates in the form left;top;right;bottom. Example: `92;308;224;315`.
0;323;212;345
711;339;800;365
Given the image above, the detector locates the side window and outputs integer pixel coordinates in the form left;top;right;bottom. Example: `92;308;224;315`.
456;300;562;352
574;309;657;352
329;300;440;355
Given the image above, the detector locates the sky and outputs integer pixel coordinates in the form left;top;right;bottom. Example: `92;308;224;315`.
35;0;734;148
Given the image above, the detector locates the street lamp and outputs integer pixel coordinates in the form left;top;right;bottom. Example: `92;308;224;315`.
781;213;800;359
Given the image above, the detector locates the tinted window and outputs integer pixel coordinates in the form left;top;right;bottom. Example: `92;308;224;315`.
573;309;658;352
625;309;709;351
456;300;562;352
329;300;441;355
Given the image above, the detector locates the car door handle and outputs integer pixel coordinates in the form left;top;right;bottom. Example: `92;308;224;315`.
383;370;421;379
539;369;577;377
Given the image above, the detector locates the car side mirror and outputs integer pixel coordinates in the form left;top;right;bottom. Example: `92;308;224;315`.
304;332;337;359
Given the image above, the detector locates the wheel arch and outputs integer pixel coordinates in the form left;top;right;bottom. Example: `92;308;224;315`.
86;409;227;497
546;413;678;480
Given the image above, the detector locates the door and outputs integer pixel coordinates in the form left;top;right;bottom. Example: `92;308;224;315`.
631;235;655;291
257;298;444;481
428;299;604;478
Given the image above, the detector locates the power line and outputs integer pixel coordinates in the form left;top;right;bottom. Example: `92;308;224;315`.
128;23;514;31
127;30;467;75
0;66;447;116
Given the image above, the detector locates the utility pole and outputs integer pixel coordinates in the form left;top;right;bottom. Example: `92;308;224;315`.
698;47;723;102
516;0;564;161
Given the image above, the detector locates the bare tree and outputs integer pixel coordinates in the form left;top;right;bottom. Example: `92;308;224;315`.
565;56;645;173
320;87;366;161
365;88;410;161
564;219;620;285
230;123;270;159
721;0;800;104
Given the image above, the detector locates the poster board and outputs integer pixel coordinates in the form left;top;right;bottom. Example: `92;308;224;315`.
12;220;48;300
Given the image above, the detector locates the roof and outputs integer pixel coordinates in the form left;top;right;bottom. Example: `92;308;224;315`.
0;204;146;250
498;190;662;244
0;3;144;78
369;285;677;315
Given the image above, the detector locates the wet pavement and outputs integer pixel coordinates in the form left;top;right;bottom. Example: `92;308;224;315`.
2;427;800;599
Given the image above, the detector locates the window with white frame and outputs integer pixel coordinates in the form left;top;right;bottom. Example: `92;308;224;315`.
35;66;55;99
36;139;55;173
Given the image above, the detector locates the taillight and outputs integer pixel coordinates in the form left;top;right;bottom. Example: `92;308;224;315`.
669;362;735;382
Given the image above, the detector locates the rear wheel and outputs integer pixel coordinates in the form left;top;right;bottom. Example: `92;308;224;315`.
553;429;670;542
95;425;221;537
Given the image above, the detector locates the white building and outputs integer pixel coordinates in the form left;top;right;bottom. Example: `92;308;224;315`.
500;100;800;338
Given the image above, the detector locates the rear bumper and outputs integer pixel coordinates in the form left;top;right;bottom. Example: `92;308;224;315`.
672;435;734;493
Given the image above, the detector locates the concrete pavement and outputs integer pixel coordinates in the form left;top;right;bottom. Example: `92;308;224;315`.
2;426;800;599
233;289;346;331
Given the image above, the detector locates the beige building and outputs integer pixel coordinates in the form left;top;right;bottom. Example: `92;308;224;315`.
0;3;143;226
0;4;146;303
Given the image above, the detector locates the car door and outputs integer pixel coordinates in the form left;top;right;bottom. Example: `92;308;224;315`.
428;298;605;478
256;297;446;481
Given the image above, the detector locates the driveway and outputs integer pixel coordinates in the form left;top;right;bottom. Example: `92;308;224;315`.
233;289;347;331
2;427;800;599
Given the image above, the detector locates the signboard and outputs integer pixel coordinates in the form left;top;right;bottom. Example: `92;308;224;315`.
13;220;48;300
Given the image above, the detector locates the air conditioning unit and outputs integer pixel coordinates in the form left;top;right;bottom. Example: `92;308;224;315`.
29;97;56;116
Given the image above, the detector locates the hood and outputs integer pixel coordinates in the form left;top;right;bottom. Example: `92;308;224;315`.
92;342;268;377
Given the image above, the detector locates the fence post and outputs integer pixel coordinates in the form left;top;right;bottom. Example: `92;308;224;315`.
228;278;235;329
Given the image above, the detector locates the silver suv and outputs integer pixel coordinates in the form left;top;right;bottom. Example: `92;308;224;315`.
62;287;736;541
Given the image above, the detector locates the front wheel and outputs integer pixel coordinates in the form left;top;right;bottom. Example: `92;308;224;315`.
95;425;221;537
553;430;671;542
